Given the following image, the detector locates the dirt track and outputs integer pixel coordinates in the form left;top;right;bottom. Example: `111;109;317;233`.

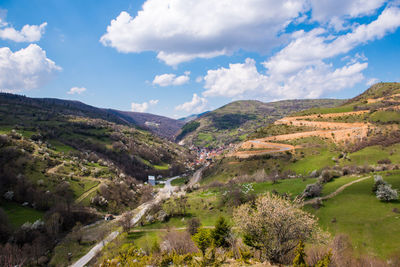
231;110;373;158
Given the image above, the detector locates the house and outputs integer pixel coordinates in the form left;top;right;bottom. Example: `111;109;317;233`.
148;175;156;186
105;214;114;221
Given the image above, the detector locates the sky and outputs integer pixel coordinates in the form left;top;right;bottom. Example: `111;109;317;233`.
0;0;400;118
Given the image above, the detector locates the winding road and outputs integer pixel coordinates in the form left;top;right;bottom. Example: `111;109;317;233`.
70;171;202;267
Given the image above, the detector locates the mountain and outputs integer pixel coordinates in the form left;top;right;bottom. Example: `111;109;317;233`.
178;111;210;123
176;99;346;147
109;110;184;140
0;93;191;181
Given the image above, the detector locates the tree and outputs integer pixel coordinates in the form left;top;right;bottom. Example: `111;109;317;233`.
372;175;387;193
376;184;398;202
187;217;201;236
0;208;11;243
120;212;133;232
211;216;231;248
293;241;307;267
70;222;83;245
192;228;212;257
302;183;322;198
161;230;197;255
234;193;318;264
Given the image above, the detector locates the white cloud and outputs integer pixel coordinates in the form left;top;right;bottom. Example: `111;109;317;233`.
366;78;379;86
131;99;159;112
203;57;367;100
0;44;61;92
175;93;207;113
152;72;190;87
68;87;86;95
0;17;47;42
204;58;267;98
100;0;307;66
202;6;400;100
310;0;387;25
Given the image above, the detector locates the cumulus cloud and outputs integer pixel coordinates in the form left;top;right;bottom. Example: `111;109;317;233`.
152;71;190;87
202;5;400;100
203;57;367;100
175;93;207;113
131;99;159;112
310;0;387;26
198;6;397;100
366;78;379;86
0;11;47;42
68;87;86;95
0;44;61;92
100;0;306;66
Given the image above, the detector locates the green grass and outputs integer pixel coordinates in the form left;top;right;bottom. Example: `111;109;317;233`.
126;231;160;248
370;110;400;123
307;172;400;258
48;140;76;153
250;178;317;196
321;175;366;196
68;178;99;199
292;105;354;116
171;177;187;186
346;144;400;166
285;149;336;175
0;201;44;228
153;163;170;170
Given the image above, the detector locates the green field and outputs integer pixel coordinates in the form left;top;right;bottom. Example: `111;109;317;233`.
1;201;44;227
307;172;400;258
171;177;187;186
69;179;100;199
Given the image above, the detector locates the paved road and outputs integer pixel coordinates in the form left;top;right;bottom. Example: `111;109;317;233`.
70;174;191;267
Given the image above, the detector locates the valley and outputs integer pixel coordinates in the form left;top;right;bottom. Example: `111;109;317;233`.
1;83;400;266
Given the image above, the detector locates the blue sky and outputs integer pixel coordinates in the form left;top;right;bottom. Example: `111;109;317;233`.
0;0;400;118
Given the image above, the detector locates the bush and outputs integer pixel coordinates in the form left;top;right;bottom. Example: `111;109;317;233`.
234;193;320;264
376;184;398;202
211;216;231;248
186;217;201;236
302;183;323;198
377;158;392;165
372;175;387;193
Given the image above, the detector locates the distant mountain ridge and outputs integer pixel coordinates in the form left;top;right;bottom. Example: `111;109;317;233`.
176;98;346;147
0;93;185;140
109;110;184;140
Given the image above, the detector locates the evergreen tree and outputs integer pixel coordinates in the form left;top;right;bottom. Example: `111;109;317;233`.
211;216;231;248
293;240;307;267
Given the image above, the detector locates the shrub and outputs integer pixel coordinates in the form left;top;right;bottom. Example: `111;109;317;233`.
376;184;398;202
319;170;333;183
234;193;319;264
377;158;392;165
372;175;387;193
161;230;198;255
211;216;231;248
186;217;201;236
302;183;323;198
192;228;212;256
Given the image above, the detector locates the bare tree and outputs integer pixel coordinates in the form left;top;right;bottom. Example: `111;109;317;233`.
161;230;198;255
119;211;133;232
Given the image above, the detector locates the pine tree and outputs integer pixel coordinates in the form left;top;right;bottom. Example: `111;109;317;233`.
211;216;231;248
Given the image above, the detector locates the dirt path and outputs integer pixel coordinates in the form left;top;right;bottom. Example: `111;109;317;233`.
230;110;373;158
75;182;101;203
304;176;371;205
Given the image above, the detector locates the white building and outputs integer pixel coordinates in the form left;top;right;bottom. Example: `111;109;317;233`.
148;175;156;186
